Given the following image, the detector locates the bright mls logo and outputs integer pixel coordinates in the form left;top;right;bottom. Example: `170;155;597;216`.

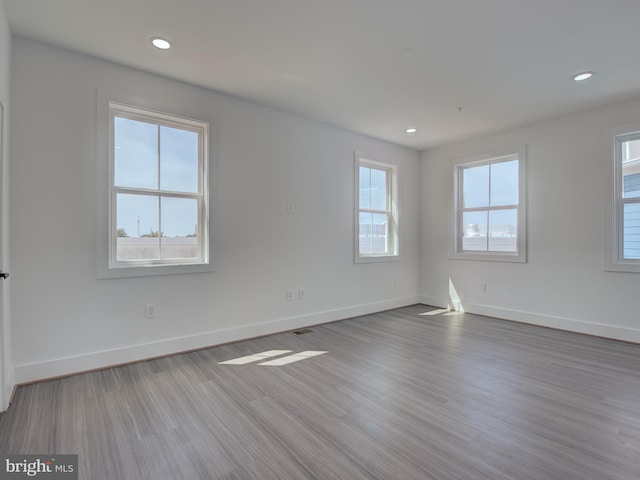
1;455;77;479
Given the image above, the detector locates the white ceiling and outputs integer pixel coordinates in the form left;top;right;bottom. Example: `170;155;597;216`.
4;0;640;150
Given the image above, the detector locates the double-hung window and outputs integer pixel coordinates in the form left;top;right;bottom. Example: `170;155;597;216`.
453;147;526;262
604;127;640;272
107;102;209;273
355;153;399;262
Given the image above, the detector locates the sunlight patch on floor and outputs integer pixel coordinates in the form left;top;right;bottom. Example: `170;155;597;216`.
420;308;465;317
218;350;293;365
219;350;328;366
420;308;450;316
258;351;328;366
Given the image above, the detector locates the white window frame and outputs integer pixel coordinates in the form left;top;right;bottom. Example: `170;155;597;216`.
603;123;640;273
97;100;214;278
354;152;399;263
452;146;527;263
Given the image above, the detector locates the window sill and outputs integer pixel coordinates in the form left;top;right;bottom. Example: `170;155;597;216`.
450;251;526;263
98;262;215;279
355;254;400;264
603;259;640;274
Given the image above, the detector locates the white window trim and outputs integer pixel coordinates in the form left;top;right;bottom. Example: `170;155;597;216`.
97;94;216;279
451;146;527;263
354;152;400;264
603;123;640;273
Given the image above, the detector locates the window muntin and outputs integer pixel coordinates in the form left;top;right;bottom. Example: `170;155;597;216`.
109;102;208;269
453;148;526;262
355;154;398;262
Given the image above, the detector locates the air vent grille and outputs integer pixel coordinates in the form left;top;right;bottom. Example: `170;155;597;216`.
292;328;313;335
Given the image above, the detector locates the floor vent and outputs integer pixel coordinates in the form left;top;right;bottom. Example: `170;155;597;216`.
292;328;313;335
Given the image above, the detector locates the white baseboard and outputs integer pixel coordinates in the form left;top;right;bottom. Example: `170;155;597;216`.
419;295;640;344
13;295;420;384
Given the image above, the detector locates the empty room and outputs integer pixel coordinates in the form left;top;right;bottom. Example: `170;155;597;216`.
0;1;639;479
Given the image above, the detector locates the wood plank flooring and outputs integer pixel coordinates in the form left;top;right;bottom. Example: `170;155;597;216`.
1;304;640;479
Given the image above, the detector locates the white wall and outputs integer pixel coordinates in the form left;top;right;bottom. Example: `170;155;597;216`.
13;33;640;390
0;0;12;411
10;38;420;383
420;97;640;342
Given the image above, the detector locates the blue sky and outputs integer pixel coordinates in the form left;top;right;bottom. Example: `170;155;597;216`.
463;160;518;208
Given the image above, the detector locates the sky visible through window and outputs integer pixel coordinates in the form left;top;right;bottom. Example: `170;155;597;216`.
463;160;518;209
359;166;387;210
114;117;199;238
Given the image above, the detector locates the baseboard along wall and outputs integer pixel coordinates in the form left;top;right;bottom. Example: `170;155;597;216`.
419;295;640;345
13;296;421;384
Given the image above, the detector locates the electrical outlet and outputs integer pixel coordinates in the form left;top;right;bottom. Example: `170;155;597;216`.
479;282;487;293
287;289;295;301
145;304;156;318
298;288;305;300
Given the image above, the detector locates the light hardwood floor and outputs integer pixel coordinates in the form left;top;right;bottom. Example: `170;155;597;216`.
1;305;640;479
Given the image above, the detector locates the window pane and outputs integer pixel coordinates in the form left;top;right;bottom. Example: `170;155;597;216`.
160;126;199;193
161;197;199;259
370;213;388;254
462;211;487;251
623;202;640;259
488;209;517;252
359;212;388;255
624;172;640;199
622;139;640;199
359;166;371;210
359;212;373;254
490;160;518;206
116;193;159;260
114;117;158;189
370;167;388;211
463;165;489;208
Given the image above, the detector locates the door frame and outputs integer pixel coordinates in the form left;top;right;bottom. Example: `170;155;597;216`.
0;98;5;410
0;96;10;411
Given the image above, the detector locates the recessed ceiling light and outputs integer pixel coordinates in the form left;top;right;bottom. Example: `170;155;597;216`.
572;71;594;82
151;37;172;50
406;128;417;133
